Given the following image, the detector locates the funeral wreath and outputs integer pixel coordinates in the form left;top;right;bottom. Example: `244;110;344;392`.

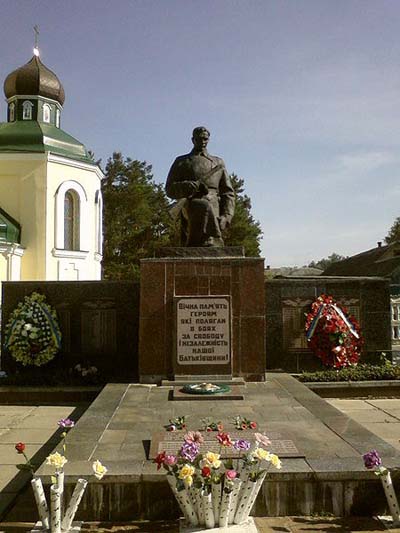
4;292;62;367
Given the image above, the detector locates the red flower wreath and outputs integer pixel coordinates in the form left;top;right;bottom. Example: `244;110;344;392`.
305;294;363;368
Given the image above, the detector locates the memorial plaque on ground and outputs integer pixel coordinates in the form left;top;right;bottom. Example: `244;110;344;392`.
174;296;232;376
150;430;303;459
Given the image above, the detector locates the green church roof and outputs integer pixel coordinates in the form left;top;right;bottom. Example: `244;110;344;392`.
0;206;21;244
0;120;92;163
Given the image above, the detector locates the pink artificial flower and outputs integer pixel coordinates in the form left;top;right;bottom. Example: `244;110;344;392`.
184;431;204;444
255;433;271;447
164;454;177;466
225;469;237;480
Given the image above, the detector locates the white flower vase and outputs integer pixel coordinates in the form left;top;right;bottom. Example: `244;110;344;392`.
202;489;215;529
219;489;233;527
56;471;64;518
228;478;243;524
211;482;221;521
31;477;50;530
61;478;88;532
166;476;199;527
50;484;62;533
234;472;266;525
381;471;400;524
191;487;205;525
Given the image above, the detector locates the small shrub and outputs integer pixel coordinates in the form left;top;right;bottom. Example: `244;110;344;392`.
298;361;400;382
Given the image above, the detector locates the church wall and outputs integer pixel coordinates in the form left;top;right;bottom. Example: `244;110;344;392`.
46;158;102;281
0;155;47;280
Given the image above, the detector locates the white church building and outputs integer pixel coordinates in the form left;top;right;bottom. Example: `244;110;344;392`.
0;48;103;294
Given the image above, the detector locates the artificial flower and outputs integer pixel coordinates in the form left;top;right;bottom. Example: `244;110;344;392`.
58;418;75;429
233;439;251;451
254;433;271;447
15;442;26;454
92;459;108;480
201;452;221;469
225;469;237;480
46;452;67;470
269;454;282;469
184;431;204;444
179;464;195;487
363;449;382;470
217;432;233;447
201;466;211;477
180;441;200;462
154;451;166;470
251;447;270;461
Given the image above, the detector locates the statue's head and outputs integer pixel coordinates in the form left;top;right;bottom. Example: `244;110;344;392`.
192;126;210;151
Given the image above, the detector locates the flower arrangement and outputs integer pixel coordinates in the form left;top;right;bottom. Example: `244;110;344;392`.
305;294;362;368
232;415;257;430
165;416;187;431
15;418;107;532
201;417;224;432
4;292;62;367
363;449;400;525
155;430;281;528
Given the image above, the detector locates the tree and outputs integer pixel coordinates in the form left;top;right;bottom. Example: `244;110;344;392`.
101;152;177;280
385;216;400;244
224;174;262;256
307;253;347;271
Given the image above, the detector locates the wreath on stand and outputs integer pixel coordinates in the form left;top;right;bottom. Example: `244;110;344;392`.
4;292;62;367
305;294;362;368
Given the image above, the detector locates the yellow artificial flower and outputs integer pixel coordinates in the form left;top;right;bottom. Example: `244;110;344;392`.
92;459;108;480
179;464;195;486
252;447;270;461
46;452;67;470
202;452;221;469
269;454;282;469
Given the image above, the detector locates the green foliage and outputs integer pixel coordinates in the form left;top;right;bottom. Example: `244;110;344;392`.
298;361;400;382
224;174;262;256
307;252;347;271
101;152;178;280
385;216;400;244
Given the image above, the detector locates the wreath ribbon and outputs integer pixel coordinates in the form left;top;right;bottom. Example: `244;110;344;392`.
306;303;359;341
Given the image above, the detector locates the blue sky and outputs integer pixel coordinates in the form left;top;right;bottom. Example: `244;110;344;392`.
1;0;400;266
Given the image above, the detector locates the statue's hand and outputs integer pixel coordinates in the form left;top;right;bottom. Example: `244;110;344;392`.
219;216;229;231
197;181;209;196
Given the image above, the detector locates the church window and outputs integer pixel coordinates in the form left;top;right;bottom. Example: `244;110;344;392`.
43;103;51;123
56;108;60;128
64;190;80;250
9;103;15;122
55;180;88;252
22;101;33;120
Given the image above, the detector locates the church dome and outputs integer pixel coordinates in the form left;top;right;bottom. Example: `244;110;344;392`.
4;55;65;106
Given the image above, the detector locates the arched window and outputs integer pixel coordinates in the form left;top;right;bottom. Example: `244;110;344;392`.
54;180;88;252
22;101;33;120
55;108;60;128
9;103;15;122
64;190;80;250
43;103;51;123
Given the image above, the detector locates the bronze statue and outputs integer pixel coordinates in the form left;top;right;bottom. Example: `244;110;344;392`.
166;127;235;247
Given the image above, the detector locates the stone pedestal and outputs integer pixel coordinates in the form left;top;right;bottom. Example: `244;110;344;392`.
139;249;266;382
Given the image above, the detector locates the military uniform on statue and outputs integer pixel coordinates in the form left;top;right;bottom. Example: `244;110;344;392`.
166;127;235;247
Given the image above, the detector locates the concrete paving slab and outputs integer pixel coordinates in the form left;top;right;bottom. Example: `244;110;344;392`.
328;399;378;410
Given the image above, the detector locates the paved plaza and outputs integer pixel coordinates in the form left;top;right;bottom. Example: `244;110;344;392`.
1;381;400;530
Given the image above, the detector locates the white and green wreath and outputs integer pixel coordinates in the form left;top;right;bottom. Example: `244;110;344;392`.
4;292;62;366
